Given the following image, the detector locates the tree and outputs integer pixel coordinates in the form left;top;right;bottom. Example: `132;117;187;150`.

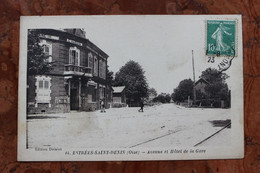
200;68;229;83
199;68;230;107
153;93;171;103
114;60;149;106
106;67;114;87
196;90;207;100
27;29;53;75
164;94;171;103
172;79;194;103
200;68;229;100
148;88;157;98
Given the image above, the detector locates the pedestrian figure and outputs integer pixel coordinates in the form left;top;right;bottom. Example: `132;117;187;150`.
100;99;106;113
138;99;144;112
99;99;102;112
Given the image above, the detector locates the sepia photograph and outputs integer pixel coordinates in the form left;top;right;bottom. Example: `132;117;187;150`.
18;15;243;161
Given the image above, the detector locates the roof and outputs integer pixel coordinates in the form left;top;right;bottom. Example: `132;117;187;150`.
112;86;125;93
195;78;209;85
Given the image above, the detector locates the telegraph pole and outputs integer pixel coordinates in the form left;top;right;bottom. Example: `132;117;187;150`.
192;50;196;104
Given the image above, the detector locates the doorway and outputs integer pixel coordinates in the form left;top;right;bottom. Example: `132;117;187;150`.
70;88;79;110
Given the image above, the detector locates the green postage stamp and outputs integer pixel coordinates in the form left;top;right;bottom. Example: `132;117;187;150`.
206;20;236;57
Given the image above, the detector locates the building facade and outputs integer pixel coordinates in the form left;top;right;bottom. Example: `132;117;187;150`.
194;78;209;95
194;78;231;108
27;29;110;114
112;86;126;106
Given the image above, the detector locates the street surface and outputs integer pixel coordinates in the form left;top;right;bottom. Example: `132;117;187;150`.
27;103;231;148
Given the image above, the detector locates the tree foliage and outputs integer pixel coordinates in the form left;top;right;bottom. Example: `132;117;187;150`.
27;30;53;75
200;68;229;83
153;93;171;103
172;68;230;107
106;67;114;87
202;68;229;101
114;60;149;105
172;79;194;103
148;88;157;98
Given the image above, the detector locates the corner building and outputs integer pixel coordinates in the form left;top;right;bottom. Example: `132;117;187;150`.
27;29;110;114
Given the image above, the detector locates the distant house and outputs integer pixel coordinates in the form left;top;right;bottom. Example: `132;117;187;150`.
194;78;209;95
112;86;126;107
194;78;231;108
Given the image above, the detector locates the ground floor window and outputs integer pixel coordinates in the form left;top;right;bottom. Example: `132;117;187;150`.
93;89;96;102
35;75;51;107
99;85;105;99
87;88;96;102
87;81;97;102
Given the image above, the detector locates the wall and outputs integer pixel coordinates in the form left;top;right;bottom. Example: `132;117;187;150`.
27;75;70;114
195;81;207;94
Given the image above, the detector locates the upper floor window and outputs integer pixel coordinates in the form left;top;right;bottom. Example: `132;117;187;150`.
103;61;106;79
39;40;52;62
94;55;98;76
99;59;106;79
69;47;80;66
88;52;93;72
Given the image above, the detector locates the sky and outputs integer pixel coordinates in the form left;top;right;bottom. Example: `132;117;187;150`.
79;16;230;94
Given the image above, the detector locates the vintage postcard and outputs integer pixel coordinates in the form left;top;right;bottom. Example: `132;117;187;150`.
18;15;244;161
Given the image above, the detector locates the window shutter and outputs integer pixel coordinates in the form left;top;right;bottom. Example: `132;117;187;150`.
45;46;49;55
73;51;76;65
103;61;106;79
88;53;93;69
44;81;49;89
39;80;43;89
75;51;79;66
69;49;72;64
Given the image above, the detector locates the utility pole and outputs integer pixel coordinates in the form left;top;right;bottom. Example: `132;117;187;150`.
192;50;196;104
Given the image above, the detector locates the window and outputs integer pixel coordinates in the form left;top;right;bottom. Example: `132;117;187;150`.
39;80;43;88
88;52;93;73
35;76;51;107
99;85;105;99
87;80;97;102
103;61;106;79
44;80;49;88
99;60;106;79
99;60;102;78
69;47;80;66
87;88;96;103
94;56;98;76
93;88;96;102
39;40;52;62
88;94;92;102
